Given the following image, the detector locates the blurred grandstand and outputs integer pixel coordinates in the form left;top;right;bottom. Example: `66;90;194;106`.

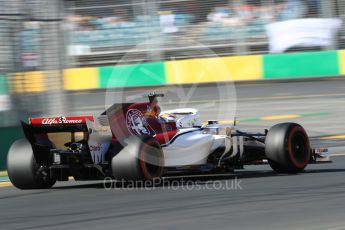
64;0;344;66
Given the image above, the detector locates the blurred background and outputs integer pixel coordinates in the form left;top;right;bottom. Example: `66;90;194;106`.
1;0;345;169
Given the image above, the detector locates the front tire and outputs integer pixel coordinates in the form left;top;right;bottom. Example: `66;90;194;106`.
265;123;311;174
111;136;164;181
7;139;56;189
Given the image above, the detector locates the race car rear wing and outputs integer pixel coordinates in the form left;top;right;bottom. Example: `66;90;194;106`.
22;116;94;144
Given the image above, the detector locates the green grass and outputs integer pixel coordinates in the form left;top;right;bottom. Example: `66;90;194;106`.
0;171;8;177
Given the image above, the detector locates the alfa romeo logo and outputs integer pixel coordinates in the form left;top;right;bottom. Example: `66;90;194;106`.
126;109;155;136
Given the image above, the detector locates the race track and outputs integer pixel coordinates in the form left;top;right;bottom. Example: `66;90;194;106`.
1;78;345;230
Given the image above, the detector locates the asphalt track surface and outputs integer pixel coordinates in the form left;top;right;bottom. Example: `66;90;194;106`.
2;78;345;230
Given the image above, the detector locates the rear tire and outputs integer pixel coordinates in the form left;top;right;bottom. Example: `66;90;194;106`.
265;123;311;174
111;136;164;181
7;139;56;189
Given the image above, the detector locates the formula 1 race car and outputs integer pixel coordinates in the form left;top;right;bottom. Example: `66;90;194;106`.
7;93;330;189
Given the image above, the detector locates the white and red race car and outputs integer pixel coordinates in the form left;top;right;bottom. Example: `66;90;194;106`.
7;93;329;189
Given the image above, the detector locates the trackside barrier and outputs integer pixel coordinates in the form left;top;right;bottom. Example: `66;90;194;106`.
9;50;345;92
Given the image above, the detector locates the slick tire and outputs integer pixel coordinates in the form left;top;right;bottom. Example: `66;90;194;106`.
111;136;164;181
7;139;56;189
265;123;311;174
